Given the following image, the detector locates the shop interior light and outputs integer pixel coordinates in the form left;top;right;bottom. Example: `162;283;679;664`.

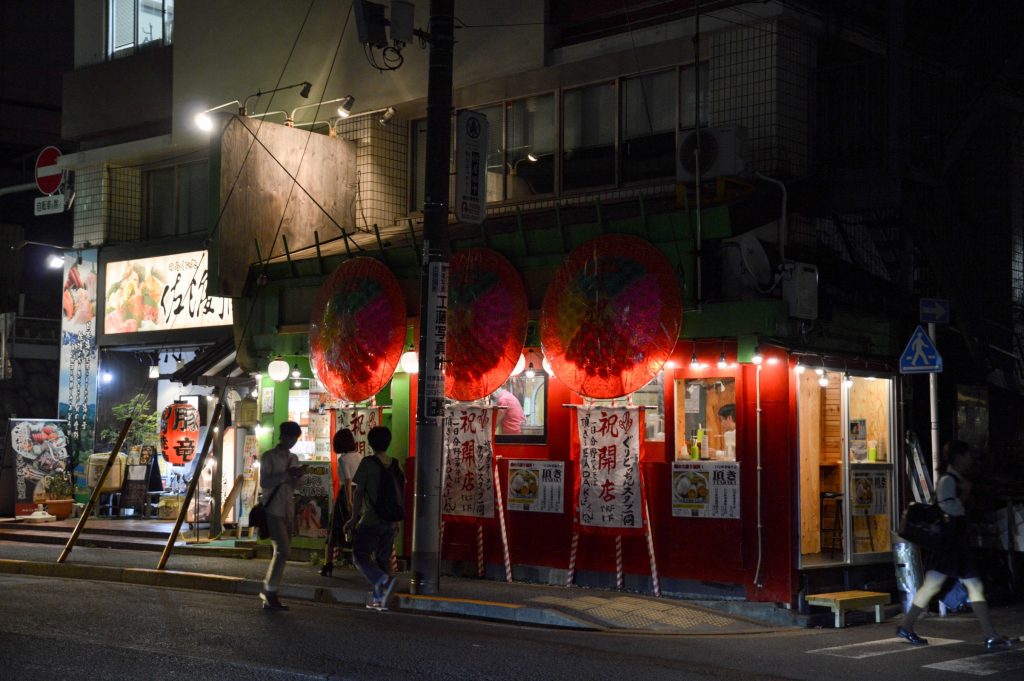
525;362;536;379
336;95;355;118
193;100;243;131
766;356;780;365
291;363;301;379
251;387;259;398
293;379;302;388
717;351;728;370
751;346;763;365
46;253;64;269
842;373;853;388
400;349;419;374
795;362;805;374
818;374;829;387
267;357;290;382
541;355;555;376
814;367;824;376
148;365;160;379
690;350;701;369
511;353;526;376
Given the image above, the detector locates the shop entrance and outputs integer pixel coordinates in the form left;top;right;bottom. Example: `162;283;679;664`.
798;369;895;567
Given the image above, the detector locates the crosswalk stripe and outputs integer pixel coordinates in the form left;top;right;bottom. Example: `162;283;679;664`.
923;649;1024;676
808;637;961;658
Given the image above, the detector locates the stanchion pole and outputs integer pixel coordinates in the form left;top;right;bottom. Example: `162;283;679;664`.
157;402;223;570
57;419;132;563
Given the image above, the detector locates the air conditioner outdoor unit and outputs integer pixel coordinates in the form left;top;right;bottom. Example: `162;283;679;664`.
676;126;749;182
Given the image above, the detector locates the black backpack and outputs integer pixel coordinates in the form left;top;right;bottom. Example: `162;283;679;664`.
369;456;405;522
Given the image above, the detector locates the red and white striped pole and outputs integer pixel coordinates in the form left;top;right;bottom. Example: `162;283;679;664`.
494;460;513;582
476;524;485;578
615;535;624;591
566;530;579;587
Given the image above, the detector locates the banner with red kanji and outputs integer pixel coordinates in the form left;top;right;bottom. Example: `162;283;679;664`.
572;405;645;534
442;405;496;523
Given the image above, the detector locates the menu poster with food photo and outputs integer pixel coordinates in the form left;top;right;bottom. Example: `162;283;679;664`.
5;419;71;516
239;434;261;524
507;460;564;513
671;461;740;519
336;408;383;458
58;248;99;498
852;468;888;516
442;406;495;520
103;251;232;334
293;463;332;539
577;406;643;531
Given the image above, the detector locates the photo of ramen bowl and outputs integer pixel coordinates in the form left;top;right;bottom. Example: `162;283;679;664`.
510;470;539;498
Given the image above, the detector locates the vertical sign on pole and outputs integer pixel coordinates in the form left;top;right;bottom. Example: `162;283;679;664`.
455;110;488;225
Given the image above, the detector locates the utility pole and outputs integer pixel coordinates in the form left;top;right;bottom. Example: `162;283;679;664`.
410;0;454;596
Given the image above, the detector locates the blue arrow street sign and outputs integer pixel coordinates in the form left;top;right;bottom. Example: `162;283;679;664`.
919;298;950;325
900;325;943;374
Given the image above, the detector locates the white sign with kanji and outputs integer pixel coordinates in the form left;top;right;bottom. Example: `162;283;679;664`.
577;406;643;530
336;408;382;459
442;406;495;519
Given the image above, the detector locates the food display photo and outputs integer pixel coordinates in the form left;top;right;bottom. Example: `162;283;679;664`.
5;420;71;515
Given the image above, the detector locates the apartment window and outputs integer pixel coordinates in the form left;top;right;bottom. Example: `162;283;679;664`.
621;70;676;183
145;161;208;239
679;62;710;129
506;95;555;198
109;0;174;58
562;82;617;190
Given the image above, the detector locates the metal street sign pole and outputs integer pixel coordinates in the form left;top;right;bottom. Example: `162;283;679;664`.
927;322;940;490
410;0;455;596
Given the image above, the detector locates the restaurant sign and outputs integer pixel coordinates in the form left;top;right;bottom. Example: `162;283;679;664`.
104;251;232;334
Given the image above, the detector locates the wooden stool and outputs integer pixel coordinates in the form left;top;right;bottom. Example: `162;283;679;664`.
806;590;890;628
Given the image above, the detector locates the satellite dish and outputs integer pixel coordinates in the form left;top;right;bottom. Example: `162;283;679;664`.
734;232;772;287
678;129;720;176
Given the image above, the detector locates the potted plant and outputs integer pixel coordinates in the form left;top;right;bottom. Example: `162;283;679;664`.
43;471;76;520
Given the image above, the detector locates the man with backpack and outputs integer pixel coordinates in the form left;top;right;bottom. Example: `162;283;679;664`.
344;425;404;610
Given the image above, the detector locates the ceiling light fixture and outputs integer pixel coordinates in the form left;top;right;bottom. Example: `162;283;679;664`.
400;349;419;374
525;362;536;379
751;345;763;365
291;363;301;379
267;357;289;382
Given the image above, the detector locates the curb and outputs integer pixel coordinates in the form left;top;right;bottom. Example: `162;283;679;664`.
0;558;584;629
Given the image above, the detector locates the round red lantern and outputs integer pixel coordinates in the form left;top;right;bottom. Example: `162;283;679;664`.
161;401;200;465
445;248;529;401
541;234;682;399
309;256;407;402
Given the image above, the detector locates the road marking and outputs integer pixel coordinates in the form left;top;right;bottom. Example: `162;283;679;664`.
808;637;961;658
924;649;1024;676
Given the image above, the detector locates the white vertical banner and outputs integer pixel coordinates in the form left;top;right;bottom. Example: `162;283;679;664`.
335;407;383;458
442;405;495;520
576;406;643;530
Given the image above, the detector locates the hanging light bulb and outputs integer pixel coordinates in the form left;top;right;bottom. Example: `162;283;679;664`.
818;373;829;387
511;353;526;376
291;363;301;379
795;362;805;374
842;373;853;388
751;346;763;365
293;378;301;388
525;362;536;378
267;357;289;382
717;351;728;370
400;349;419;374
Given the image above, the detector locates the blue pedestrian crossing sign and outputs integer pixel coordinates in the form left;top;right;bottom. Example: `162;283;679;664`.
900;325;943;374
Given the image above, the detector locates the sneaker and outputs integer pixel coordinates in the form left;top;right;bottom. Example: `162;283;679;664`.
260;590;289;611
365;592;386;611
985;636;1014;650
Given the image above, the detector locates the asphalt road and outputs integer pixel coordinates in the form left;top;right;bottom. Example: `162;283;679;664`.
1;574;1022;680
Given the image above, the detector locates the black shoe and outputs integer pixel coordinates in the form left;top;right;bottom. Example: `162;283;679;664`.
260;591;289;611
319;561;334;577
897;626;928;645
985;636;1013;650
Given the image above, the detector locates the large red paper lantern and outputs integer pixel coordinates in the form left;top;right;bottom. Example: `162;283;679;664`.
160;401;200;465
541;234;682;398
309;256;406;402
446;248;529;401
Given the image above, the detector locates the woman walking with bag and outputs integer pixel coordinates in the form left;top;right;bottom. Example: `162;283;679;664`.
897;440;1013;649
321;428;358;576
259;421;303;611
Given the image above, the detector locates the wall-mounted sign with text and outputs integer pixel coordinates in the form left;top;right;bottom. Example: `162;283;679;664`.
103;251;233;334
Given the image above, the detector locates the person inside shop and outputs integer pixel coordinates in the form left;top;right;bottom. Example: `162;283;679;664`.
258;421;303;611
896;440;1014;649
494;386;525;435
718;403;737;457
344;426;403;610
321;427;358;577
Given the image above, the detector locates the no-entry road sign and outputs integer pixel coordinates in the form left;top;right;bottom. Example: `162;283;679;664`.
35;146;64;195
